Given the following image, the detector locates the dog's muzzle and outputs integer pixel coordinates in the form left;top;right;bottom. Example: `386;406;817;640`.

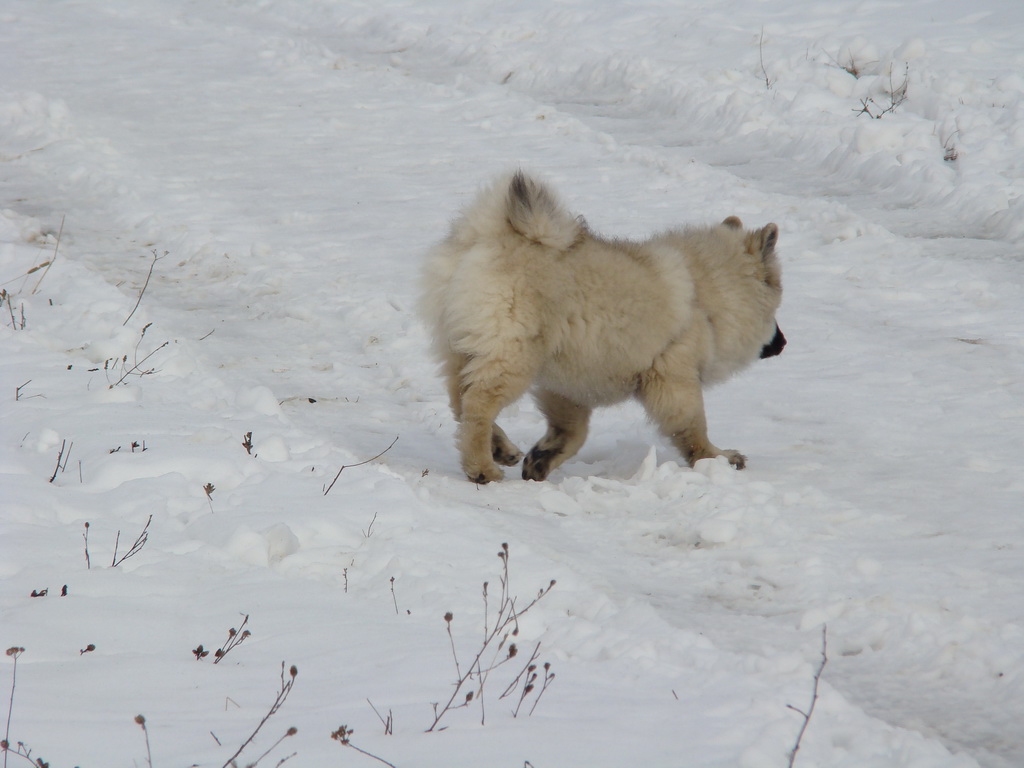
760;323;786;359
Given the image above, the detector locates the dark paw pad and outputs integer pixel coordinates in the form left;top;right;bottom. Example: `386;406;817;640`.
492;445;524;467
522;447;556;481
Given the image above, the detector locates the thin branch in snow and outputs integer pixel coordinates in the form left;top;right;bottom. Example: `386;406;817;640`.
83;522;91;569
759;27;774;90
428;544;556;732
111;515;152;568
135;715;153;768
213;614;251;664
331;724;397;768
787;625;828;768
219;663;297;768
48;439;73;483
323;436;399;495
30;214;63;295
123;249;165;326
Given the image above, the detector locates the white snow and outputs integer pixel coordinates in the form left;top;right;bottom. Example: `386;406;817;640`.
2;1;1022;766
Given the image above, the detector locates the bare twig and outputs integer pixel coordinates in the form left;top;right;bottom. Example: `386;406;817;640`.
1;291;16;330
30;215;63;295
135;715;153;768
323;436;398;495
363;510;379;538
331;725;397;768
219;663;297;768
246;727;297;768
3;647;26;768
758;27;774;90
83;522;91;569
367;700;394;736
111;515;152;567
123;250;164;326
213;614;251;664
942;130;960;162
107;331;169;388
48;439;73;483
427;544;556;731
787;625;828;768
853;64;908;118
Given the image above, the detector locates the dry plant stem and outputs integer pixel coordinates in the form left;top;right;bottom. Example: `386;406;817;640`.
135;715;153;768
528;663;554;716
112;514;152;567
3;648;26;768
854;64;908;118
48;439;72;483
331;726;397;768
123;250;163;326
323;436;399;495
30;215;63;295
220;663;297;768
108;338;169;388
500;643;540;701
363;510;379;538
1;743;48;768
787;625;828;768
759;27;773;90
3;293;16;330
83;522;91;569
427;544;555;732
366;700;394;736
247;727;297;768
213;615;251;664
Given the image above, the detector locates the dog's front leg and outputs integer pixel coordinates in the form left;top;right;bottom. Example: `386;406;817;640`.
457;369;532;483
637;373;746;470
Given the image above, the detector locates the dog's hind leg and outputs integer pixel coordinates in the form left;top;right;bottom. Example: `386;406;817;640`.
457;359;533;484
523;389;592;481
638;371;746;470
442;349;469;421
443;350;523;471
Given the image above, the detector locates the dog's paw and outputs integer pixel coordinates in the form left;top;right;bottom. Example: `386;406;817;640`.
464;462;504;484
492;437;524;467
722;450;747;470
522;446;556;481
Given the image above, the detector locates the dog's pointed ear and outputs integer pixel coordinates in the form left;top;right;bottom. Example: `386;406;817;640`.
748;223;778;260
762;224;779;259
722;216;743;229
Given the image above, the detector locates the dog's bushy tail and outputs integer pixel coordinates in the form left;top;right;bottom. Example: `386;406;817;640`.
505;171;584;251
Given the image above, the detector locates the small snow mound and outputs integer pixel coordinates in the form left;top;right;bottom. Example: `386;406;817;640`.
697;518;739;545
629;445;660;482
693;455;742;485
256;435;290;462
894;37;927;61
235;385;284;417
226;523;300;566
34;428;63;453
263;523;301;564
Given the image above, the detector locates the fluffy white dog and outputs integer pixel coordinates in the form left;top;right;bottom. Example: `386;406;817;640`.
421;172;785;483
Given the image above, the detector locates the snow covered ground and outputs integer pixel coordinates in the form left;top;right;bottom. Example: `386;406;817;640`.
2;1;1022;766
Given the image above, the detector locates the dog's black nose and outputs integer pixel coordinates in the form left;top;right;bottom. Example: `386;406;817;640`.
760;324;786;359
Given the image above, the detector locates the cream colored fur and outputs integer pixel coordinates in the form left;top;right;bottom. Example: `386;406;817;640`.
420;172;783;483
